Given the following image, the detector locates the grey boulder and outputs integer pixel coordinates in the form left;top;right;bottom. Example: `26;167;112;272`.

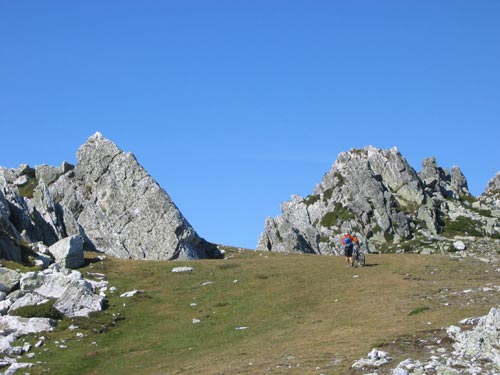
48;234;85;269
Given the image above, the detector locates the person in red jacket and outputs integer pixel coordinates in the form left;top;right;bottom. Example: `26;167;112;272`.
340;233;359;267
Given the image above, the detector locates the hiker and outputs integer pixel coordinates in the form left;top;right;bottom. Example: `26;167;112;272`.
341;232;354;267
341;232;361;266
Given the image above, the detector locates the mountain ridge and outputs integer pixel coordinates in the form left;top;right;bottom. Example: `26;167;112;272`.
257;146;500;254
2;137;499;262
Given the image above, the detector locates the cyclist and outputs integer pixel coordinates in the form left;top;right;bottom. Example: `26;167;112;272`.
351;234;361;266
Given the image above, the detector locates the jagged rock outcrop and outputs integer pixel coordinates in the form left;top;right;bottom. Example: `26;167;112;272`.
481;172;500;210
0;269;21;294
385;307;500;374
50;132;220;260
419;157;470;200
0;190;23;263
11;264;106;317
258;146;500;254
0;132;221;261
0;162;75;263
0;316;56;353
0;263;108;372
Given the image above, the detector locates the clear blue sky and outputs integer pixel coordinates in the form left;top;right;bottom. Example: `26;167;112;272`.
1;1;499;249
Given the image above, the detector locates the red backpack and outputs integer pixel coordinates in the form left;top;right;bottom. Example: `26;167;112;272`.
341;234;353;245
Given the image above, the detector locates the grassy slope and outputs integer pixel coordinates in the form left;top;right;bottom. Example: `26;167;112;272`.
21;248;500;375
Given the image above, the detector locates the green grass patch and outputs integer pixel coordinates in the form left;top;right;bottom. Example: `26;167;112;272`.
18;250;500;375
408;306;430;316
323;188;334;203
320;203;354;228
17;177;39;198
371;339;389;348
9;299;63;320
304;194;320;206
470;207;493;217
351;148;368;156
459;194;477;205
320;211;338;228
371;224;383;234
397;198;421;215
333;172;345;187
216;263;240;270
441;216;483;237
384;231;395;242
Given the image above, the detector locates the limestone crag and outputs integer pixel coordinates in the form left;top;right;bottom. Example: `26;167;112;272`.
258;146;500;254
0;263;109;373
369;307;500;374
0;132;221;261
481;172;500;211
0;189;23;262
419;157;471;201
50;133;220;260
0;161;79;263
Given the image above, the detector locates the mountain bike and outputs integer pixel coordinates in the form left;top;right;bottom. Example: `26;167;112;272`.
351;245;366;267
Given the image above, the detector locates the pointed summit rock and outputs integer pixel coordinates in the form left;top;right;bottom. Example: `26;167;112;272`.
418;157;470;200
480;172;500;211
258;146;435;254
49;132;220;260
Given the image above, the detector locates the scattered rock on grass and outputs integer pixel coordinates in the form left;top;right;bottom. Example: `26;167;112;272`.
171;267;193;273
119;290;143;298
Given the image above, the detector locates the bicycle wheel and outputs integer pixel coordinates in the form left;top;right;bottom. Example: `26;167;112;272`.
357;253;366;267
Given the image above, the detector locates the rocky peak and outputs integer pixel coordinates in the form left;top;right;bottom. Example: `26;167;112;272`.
257;146;499;254
52;132;221;260
485;172;500;193
317;146;426;205
480;172;500;210
0;132;221;262
75;131;122;183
